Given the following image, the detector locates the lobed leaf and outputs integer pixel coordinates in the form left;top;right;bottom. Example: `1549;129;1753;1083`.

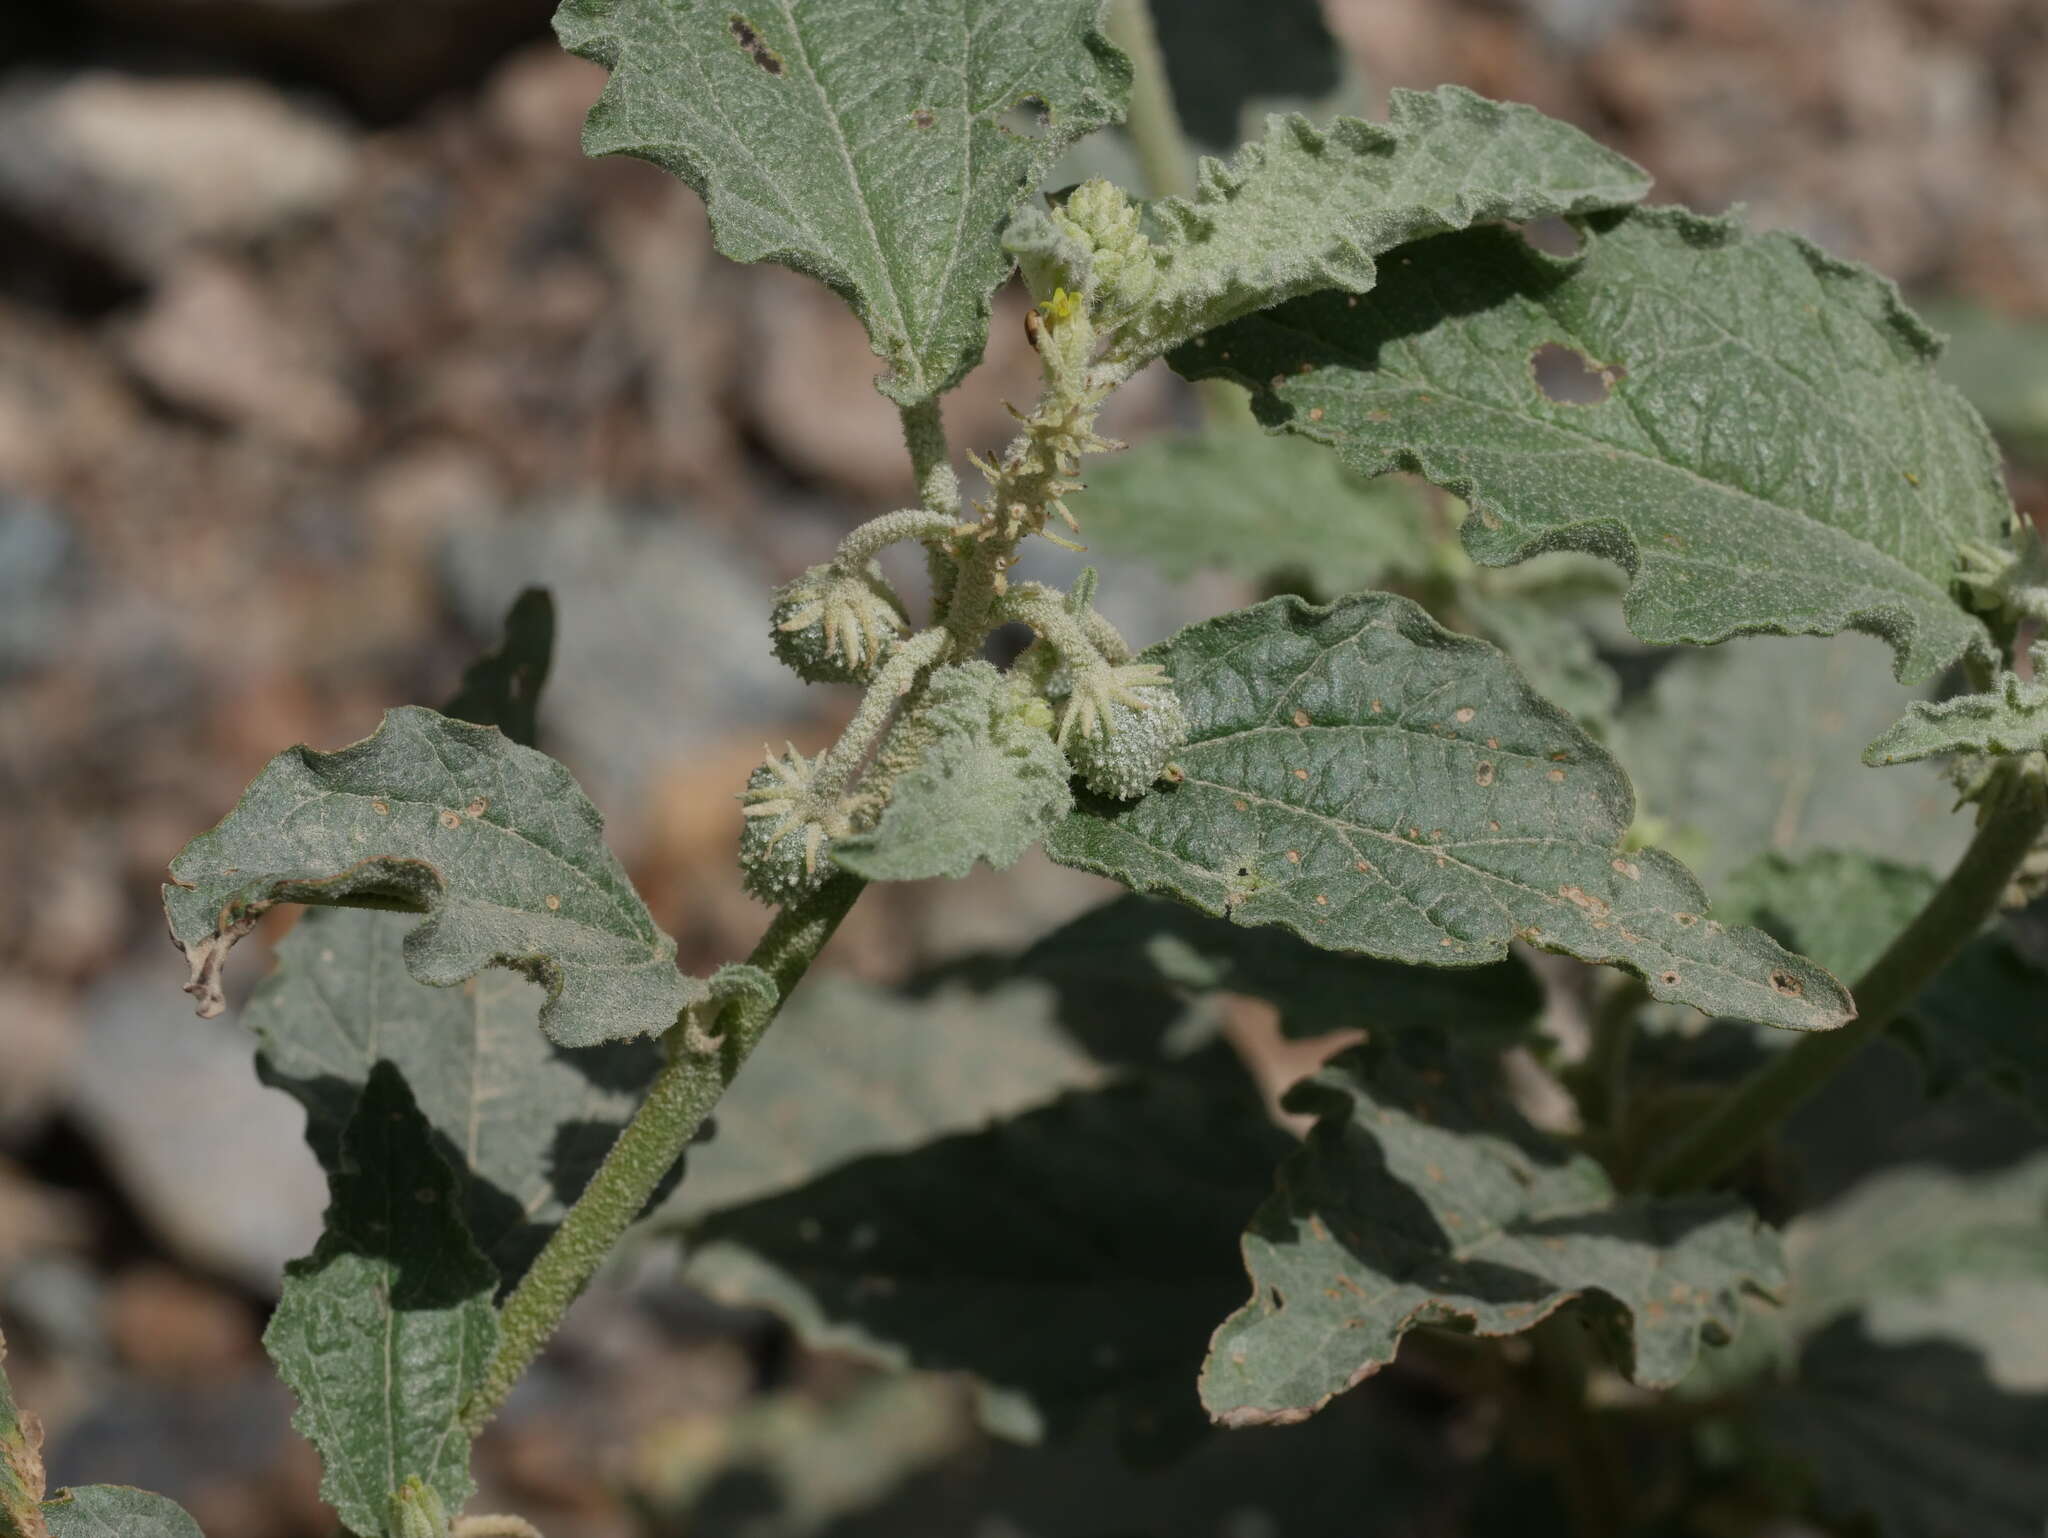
163;706;695;1047
555;0;1129;405
265;1064;498;1538
1865;671;2048;765
1107;87;1650;367
1073;428;1438;593
834;662;1073;881
40;1489;203;1538
1203;1035;1785;1425
1174;207;2009;683
1042;592;1851;1032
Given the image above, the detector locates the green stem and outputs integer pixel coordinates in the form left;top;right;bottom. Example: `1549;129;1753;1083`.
461;873;867;1431
1578;975;1647;1133
1642;787;2048;1195
899;399;961;518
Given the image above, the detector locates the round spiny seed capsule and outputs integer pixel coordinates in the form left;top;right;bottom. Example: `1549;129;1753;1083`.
737;761;836;903
769;561;908;685
1065;683;1189;801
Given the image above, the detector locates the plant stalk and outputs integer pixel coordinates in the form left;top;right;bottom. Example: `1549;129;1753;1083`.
1642;786;2048;1195
461;873;867;1431
899;399;961;517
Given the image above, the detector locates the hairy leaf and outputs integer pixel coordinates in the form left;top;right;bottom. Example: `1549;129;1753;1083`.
1043;593;1850;1032
1722;849;1936;983
1614;634;1967;886
266;1064;497;1538
442;586;554;750
40;1489;203;1538
835;663;1073;880
0;1332;44;1538
247;907;662;1289
1865;672;2048;765
555;0;1129;405
164;706;694;1047
1175;208;2008;683
1108;87;1649;367
1203;1035;1784;1425
1458;589;1620;732
669;971;1102;1221
1074;428;1437;593
685;1050;1288;1443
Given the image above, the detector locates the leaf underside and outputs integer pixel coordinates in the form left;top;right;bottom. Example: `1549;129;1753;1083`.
1112;85;1651;366
835;662;1074;880
1043;592;1851;1032
163;705;694;1047
1173;206;2007;683
266;1064;498;1538
1202;1036;1785;1425
1865;672;2048;765
555;0;1129;404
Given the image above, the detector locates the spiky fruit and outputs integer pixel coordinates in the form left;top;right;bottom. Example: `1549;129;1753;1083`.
737;750;837;903
1063;680;1189;801
769;561;909;684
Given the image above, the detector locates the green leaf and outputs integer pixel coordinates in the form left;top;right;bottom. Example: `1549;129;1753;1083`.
834;663;1073;881
1042;593;1851;1033
1613;634;1968;887
554;0;1129;406
1073;428;1438;592
1174;207;2009;683
441;587;554;750
0;1331;45;1538
1722;849;1936;983
1457;589;1620;733
163;706;695;1047
1107;87;1650;367
1203;1035;1785;1425
265;1064;498;1538
40;1489;203;1538
247;907;663;1289
1927;299;2048;462
1865;672;2048;765
684;1049;1289;1443
668;970;1102;1221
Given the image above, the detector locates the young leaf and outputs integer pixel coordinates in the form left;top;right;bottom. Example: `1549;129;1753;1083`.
266;1064;498;1538
247;907;663;1289
1174;208;2010;684
0;1330;46;1538
1864;672;2048;765
441;586;554;750
163;706;696;1047
1202;1035;1785;1426
1104;87;1651;367
834;663;1073;881
39;1488;203;1538
1042;593;1851;1032
1072;428;1437;593
554;0;1129;405
683;1049;1289;1443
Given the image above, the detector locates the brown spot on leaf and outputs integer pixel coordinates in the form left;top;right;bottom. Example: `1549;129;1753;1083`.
1660;971;1679;986
465;796;488;818
1771;971;1805;998
1558;885;1610;918
1611;858;1640;880
1455;706;1475;724
1292;708;1310;727
1475;762;1496;787
371;800;390;815
1547;768;1566;783
1285;849;1302;864
1315;893;1328;905
1307;407;1324;422
1233;798;1248;811
911;107;936;128
1293;767;1309;781
728;14;785;72
545;894;561;911
438;809;462;829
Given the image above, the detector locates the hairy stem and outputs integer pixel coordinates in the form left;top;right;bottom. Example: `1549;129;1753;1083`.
1642;786;2048;1195
461;873;867;1431
899;399;961;518
815;628;948;797
836;508;962;567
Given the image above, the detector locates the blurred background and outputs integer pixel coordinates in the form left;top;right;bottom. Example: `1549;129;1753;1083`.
2;1;2045;1534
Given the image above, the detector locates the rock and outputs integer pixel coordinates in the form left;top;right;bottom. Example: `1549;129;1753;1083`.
0;73;355;276
67;958;326;1290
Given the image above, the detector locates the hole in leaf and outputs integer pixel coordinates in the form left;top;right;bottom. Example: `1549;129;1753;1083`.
1770;970;1805;998
999;95;1051;138
1517;215;1582;258
1530;342;1622;405
728;14;784;74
